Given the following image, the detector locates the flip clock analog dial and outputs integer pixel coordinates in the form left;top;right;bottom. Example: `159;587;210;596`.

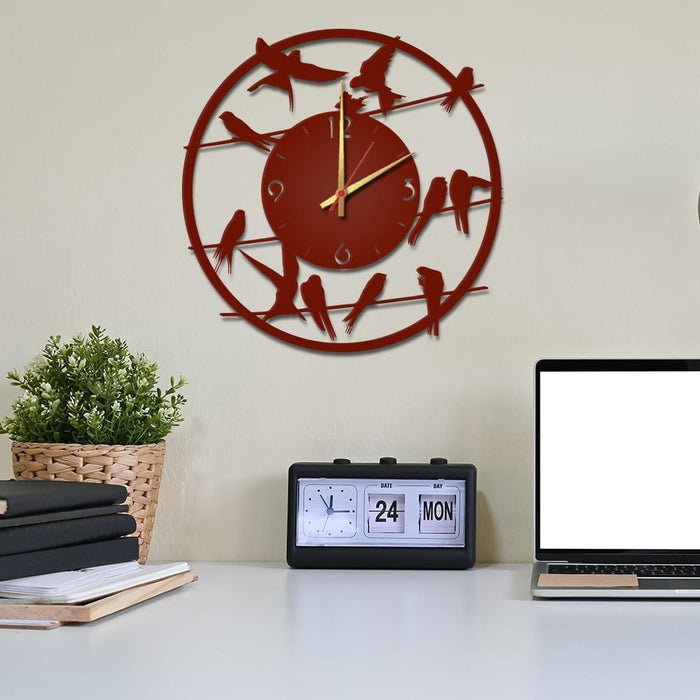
302;483;358;538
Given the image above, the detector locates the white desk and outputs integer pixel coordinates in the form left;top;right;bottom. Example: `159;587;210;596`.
1;563;698;699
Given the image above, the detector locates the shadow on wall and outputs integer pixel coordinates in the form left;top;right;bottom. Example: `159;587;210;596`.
0;385;16;479
476;490;496;563
0;385;14;422
247;473;288;560
205;471;287;561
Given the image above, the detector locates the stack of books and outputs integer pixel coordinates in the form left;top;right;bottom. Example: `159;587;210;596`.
0;479;140;580
0;481;195;628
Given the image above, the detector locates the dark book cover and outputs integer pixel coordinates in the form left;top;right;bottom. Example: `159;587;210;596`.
0;537;140;582
0;514;137;556
0;480;128;518
0;504;129;529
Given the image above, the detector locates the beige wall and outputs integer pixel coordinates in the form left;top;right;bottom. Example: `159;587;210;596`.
1;0;699;562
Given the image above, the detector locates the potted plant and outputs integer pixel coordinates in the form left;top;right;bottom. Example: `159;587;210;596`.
0;326;186;562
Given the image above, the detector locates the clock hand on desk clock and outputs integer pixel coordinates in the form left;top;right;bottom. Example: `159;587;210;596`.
328;494;350;513
320;151;415;210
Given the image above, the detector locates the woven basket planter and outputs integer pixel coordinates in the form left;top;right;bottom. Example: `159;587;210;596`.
10;441;165;563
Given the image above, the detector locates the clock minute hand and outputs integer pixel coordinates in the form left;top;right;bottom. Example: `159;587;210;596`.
326;140;375;212
320;152;415;209
337;82;345;218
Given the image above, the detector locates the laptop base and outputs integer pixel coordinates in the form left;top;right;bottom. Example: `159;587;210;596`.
531;561;700;599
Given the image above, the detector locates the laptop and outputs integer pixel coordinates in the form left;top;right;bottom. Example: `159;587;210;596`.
531;359;700;598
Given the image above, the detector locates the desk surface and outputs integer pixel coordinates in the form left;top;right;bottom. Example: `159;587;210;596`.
0;563;698;699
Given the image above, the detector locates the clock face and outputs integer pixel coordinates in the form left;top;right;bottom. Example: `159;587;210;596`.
302;483;358;538
183;29;501;352
261;111;420;269
296;477;464;547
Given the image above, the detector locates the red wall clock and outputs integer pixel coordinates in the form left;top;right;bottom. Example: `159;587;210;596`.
183;29;502;352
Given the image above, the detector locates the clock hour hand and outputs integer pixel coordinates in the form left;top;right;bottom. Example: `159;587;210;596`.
320;152;414;209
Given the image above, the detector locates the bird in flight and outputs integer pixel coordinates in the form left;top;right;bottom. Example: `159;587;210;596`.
301;275;337;340
441;67;484;113
449;170;491;235
240;247;306;322
343;273;387;335
408;177;447;246
417;267;444;337
248;38;347;111
350;38;405;115
214;210;246;274
219;112;275;152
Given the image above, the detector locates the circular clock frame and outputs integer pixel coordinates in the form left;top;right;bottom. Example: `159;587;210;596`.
183;28;502;353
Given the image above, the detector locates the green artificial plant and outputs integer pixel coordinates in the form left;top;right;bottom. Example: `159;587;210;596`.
0;326;186;445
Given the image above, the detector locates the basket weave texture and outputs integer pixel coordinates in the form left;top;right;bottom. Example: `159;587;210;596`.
10;441;165;563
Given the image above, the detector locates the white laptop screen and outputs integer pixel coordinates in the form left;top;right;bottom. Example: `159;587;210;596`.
539;368;700;551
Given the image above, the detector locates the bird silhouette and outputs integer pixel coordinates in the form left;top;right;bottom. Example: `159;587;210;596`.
417;267;444;337
248;38;346;111
214;209;246;274
343;273;387;335
441;67;484;113
349;38;405;115
408;177;447;246
300;275;336;340
335;91;367;115
449;170;491;235
219;112;275;152
240;247;306;322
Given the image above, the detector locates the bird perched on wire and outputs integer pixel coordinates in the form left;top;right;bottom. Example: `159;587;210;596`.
408;177;447;246
441;67;484;113
417;266;444;337
335;91;367;115
240;247;306;322
350;38;405;115
248;38;347;111
301;274;336;340
213;209;246;274
343;273;387;335
448;170;491;235
219;111;275;152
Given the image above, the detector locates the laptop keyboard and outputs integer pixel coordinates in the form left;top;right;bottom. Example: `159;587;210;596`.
549;564;700;577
